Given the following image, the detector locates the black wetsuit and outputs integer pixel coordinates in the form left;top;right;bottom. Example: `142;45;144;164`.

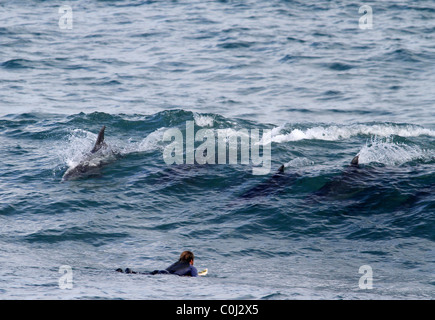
117;260;198;277
151;260;198;277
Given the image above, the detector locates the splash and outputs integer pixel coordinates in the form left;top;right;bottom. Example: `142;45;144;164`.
284;157;314;168
357;137;427;166
60;127;166;171
61;129;98;167
137;127;167;153
194;113;214;127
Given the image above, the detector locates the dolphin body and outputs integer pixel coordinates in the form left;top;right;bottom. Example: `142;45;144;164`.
240;164;299;199
62;126;112;181
240;155;360;199
309;154;363;199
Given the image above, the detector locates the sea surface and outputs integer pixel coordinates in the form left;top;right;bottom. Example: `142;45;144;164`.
1;0;434;299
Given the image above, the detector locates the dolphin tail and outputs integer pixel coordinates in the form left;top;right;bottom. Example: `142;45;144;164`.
350;155;359;166
91;125;106;153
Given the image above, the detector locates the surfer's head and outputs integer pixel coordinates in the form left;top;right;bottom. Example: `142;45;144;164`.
179;251;195;265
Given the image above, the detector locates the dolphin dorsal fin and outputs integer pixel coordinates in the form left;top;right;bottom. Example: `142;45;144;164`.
278;164;285;173
351;155;359;166
91;126;106;153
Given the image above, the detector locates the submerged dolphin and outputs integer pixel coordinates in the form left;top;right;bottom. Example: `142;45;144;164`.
240;164;299;199
62;126;112;181
240;154;360;199
306;154;367;200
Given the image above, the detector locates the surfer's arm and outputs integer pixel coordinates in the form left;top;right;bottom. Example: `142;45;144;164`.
190;266;198;277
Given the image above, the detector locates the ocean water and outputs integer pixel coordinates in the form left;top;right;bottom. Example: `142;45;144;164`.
0;0;434;299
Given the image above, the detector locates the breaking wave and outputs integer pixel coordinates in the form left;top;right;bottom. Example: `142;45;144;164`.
269;123;435;143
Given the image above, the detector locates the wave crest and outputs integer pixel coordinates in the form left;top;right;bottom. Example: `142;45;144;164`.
269;123;435;143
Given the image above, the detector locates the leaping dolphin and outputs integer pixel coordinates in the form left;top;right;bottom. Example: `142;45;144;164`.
62;126;113;181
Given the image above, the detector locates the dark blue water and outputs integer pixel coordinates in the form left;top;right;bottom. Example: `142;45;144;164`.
1;1;434;299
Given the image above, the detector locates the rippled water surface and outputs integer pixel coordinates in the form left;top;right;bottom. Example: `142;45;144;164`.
0;0;434;299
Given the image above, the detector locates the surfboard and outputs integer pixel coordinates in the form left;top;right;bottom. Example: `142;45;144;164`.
198;268;208;276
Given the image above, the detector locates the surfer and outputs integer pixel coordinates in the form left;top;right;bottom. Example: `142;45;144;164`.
116;250;199;277
151;250;198;277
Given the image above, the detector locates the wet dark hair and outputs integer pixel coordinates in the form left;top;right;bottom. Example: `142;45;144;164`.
179;251;194;263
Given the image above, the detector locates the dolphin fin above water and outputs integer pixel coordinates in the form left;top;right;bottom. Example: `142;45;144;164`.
241;154;360;199
351;155;359;166
91;125;107;153
62;125;112;181
240;164;294;199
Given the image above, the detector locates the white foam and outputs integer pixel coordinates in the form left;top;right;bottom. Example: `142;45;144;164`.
137;127;167;152
284;157;314;168
270;124;285;137
194;113;214;127
62;129;96;167
357;137;427;166
268;123;435;143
